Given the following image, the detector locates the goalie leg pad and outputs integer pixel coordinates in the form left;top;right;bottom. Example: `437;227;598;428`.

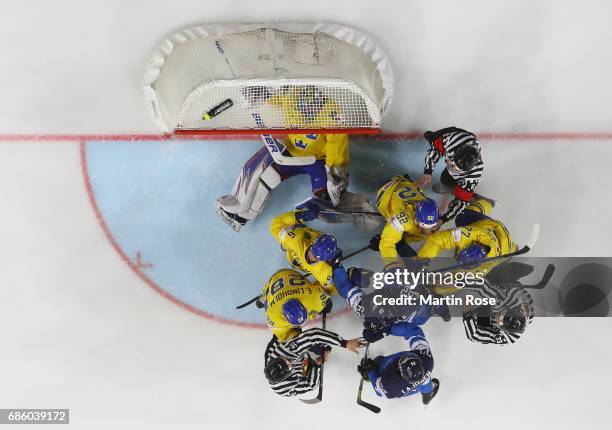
216;146;282;221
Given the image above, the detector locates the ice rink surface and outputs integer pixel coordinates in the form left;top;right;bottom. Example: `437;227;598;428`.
1;1;612;429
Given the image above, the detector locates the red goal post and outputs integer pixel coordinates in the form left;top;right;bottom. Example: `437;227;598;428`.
143;23;394;136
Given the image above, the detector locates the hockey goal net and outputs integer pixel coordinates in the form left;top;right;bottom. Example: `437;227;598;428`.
143;23;394;135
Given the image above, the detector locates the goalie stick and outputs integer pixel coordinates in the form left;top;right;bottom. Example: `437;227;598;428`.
259;131;316;166
252;112;316;166
235;244;370;309
357;343;381;413
299;312;327;405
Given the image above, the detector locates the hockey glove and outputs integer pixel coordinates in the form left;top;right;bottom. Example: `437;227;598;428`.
310;343;332;356
362;319;391;343
357;358;378;381
369;234;381;251
295;203;320;223
321;298;333;314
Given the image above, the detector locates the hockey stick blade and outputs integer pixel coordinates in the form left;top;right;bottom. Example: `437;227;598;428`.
525;223;541;250
357;397;381;414
523;264;555;289
299;397;321;405
235;295;261;309
356;344;381;413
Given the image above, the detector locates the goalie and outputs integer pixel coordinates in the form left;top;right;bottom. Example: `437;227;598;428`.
216;86;351;231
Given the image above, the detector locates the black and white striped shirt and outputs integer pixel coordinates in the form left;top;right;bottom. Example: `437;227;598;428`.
423;127;484;222
462;281;534;345
264;328;347;396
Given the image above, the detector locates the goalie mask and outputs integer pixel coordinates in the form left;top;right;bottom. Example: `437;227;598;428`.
297;86;325;121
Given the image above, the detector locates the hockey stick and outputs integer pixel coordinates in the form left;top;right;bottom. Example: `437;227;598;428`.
300;312;327;404
319;209;383;218
235;295;261;310
357;344;381;413
522;263;555;289
235;244;370;309
341;245;371;261
433;224;540;274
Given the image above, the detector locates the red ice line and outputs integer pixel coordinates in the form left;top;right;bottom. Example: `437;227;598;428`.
4;131;612;142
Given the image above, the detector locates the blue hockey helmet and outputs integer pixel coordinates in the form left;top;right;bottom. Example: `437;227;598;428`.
397;352;424;384
282;299;308;326
415;199;439;229
311;234;338;262
456;244;488;265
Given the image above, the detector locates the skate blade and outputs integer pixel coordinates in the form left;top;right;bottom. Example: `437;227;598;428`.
216;207;242;232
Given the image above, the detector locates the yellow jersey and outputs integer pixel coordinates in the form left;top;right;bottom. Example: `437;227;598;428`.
269;88;349;167
375;176;432;259
417;199;516;274
270;210;336;294
262;269;330;342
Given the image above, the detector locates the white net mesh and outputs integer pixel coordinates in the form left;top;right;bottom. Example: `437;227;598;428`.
144;23;394;133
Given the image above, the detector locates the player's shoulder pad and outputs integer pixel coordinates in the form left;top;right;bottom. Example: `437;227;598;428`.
388;216;404;233
278;226;295;241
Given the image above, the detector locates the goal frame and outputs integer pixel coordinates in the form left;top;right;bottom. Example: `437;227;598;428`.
144;22;394;136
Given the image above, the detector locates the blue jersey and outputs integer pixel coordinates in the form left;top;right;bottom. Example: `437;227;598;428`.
367;329;434;399
332;266;433;327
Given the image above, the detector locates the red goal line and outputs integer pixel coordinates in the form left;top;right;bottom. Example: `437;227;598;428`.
1;131;612;142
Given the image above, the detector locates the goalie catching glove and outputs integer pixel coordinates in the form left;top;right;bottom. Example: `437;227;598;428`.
326;165;349;206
